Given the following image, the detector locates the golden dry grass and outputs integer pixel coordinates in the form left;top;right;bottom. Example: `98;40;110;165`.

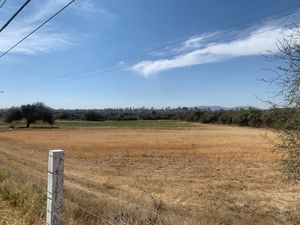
0;123;299;224
0;199;26;225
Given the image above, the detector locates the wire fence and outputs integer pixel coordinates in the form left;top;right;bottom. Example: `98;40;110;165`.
0;150;114;225
0;188;113;225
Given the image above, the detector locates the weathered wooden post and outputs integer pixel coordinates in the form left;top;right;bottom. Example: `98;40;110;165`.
47;150;64;225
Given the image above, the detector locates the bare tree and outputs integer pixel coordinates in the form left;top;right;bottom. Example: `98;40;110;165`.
266;25;300;180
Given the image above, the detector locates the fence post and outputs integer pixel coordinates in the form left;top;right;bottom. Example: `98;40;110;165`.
46;150;64;225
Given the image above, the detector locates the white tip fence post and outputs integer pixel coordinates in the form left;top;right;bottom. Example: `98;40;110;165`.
47;150;64;225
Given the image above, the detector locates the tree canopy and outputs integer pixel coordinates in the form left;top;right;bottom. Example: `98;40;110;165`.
5;102;55;128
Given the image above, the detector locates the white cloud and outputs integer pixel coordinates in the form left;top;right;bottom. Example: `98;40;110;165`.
0;0;109;57
131;16;298;77
181;32;220;51
0;24;75;55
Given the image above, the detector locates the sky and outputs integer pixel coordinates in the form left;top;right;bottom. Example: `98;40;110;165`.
0;0;300;109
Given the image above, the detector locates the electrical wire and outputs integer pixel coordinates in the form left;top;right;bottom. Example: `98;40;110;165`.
0;0;75;59
5;20;300;91
2;2;300;91
0;0;31;33
0;0;7;9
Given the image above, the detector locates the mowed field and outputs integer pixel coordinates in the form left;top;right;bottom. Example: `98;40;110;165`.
0;121;299;224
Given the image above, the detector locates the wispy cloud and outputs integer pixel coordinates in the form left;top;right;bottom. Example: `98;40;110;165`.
0;27;74;55
76;0;115;17
131;12;300;77
176;32;220;53
0;0;110;57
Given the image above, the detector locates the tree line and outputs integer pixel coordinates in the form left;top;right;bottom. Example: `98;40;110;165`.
55;107;297;129
1;104;298;130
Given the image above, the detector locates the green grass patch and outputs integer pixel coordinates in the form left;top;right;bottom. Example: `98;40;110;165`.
56;120;196;129
0;119;197;129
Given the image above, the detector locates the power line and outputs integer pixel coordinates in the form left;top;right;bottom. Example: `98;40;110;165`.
8;20;300;91
2;2;300;91
45;3;300;74
3;3;300;77
0;0;75;59
0;0;31;33
0;0;7;9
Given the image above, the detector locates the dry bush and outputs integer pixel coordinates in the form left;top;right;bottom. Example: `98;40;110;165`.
278;129;300;180
264;26;300;180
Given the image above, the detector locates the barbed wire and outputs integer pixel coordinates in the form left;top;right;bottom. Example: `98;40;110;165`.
63;198;114;225
0;187;114;225
0;160;115;224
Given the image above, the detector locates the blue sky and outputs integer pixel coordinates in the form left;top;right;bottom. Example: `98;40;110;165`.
0;0;300;109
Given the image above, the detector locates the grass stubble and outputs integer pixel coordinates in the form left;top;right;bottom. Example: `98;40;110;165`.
0;121;299;224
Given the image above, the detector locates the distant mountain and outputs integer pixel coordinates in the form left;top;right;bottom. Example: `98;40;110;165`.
195;106;255;111
230;106;254;110
194;106;224;110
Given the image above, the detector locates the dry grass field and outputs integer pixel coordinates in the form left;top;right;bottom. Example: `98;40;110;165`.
0;121;299;224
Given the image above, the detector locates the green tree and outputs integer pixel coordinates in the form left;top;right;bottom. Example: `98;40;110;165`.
247;108;262;127
5;103;54;128
84;110;103;121
232;110;249;126
4;107;22;123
